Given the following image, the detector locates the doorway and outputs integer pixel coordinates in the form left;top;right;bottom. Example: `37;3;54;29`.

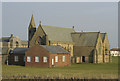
52;58;54;66
82;56;85;62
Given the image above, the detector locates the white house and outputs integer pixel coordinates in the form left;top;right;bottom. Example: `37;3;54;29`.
110;48;120;56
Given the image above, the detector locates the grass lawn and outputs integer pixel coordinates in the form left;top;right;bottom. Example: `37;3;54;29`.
2;57;118;79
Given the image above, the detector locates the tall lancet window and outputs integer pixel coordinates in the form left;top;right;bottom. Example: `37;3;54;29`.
98;42;102;55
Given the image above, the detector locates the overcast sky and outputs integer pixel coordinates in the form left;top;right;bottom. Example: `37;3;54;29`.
2;2;118;48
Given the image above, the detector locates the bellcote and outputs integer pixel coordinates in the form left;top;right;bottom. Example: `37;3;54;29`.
29;14;36;30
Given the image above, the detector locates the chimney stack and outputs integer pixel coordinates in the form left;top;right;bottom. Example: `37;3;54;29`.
10;34;13;38
72;26;74;29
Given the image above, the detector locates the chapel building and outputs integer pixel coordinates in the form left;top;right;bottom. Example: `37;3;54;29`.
28;15;112;63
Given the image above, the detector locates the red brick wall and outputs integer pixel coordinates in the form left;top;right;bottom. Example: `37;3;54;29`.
8;54;25;66
25;45;50;67
49;54;71;67
25;45;71;67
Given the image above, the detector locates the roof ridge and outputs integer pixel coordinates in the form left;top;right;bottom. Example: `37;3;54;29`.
42;25;73;29
72;32;100;34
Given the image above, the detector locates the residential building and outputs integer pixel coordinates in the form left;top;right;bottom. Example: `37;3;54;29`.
0;34;28;65
9;45;71;67
9;48;29;66
110;48;120;56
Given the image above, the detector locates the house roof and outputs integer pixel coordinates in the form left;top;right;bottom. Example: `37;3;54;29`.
41;25;74;42
71;32;99;46
111;48;120;51
41;45;70;54
10;45;70;54
101;33;105;42
11;48;29;54
0;37;10;42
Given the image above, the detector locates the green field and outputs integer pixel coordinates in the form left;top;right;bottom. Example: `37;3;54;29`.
2;57;118;79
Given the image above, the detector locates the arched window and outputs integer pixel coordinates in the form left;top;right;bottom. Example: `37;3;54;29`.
99;42;102;54
99;47;101;54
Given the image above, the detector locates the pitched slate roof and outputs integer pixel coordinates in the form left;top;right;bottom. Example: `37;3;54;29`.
41;45;70;54
73;46;95;56
71;32;99;46
11;48;29;54
41;25;74;42
111;48;120;51
0;37;10;42
101;33;105;42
